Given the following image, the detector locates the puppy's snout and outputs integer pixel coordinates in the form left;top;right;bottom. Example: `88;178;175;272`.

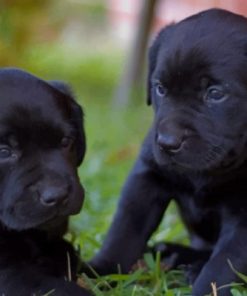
157;121;186;154
157;133;184;153
39;185;69;207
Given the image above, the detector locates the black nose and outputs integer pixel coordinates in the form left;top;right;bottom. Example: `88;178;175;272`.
157;133;184;153
39;185;69;207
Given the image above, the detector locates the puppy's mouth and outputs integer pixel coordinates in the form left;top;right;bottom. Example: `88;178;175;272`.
154;131;188;161
153;135;230;172
1;190;84;231
1;207;58;231
157;140;186;155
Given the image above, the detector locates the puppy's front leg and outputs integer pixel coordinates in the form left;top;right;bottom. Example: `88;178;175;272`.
192;222;247;296
89;154;172;275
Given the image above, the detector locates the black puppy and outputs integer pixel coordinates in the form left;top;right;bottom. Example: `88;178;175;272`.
0;68;90;295
90;9;247;296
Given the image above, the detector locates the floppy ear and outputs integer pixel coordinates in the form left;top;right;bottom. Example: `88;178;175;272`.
49;80;86;166
147;25;175;105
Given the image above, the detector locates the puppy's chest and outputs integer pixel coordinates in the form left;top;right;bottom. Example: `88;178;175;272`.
171;172;212;205
175;186;218;225
176;190;218;221
174;180;221;243
171;173;220;225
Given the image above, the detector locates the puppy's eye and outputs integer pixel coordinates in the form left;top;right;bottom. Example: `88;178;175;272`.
205;86;227;103
155;84;166;97
61;137;74;149
0;146;12;159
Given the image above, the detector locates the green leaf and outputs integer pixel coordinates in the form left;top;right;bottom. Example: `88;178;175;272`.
228;260;247;283
144;253;155;270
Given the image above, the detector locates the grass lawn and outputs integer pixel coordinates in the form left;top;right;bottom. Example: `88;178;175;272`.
19;44;246;296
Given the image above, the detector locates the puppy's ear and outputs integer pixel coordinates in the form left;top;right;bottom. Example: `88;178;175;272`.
48;80;74;97
49;80;86;166
147;25;175;105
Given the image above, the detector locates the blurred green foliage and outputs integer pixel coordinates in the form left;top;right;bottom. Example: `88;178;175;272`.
0;0;107;64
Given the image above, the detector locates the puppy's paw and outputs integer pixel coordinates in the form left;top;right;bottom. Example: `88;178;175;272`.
183;261;206;285
150;242;211;272
80;259;119;277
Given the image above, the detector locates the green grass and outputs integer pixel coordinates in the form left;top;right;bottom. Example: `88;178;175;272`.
18;44;247;295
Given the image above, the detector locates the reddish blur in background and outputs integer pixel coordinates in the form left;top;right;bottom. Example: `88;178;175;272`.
108;0;247;41
2;0;247;66
1;0;247;106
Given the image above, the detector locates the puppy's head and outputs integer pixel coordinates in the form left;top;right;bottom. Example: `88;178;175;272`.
148;9;247;171
0;68;86;230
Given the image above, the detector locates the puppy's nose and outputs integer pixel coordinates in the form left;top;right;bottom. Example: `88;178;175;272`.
157;133;184;153
40;185;69;207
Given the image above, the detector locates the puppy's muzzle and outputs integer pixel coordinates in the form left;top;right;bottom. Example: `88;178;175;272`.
157;120;188;154
30;175;72;207
39;184;69;207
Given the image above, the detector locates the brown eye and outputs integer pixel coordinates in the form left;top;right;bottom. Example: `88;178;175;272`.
61;137;74;149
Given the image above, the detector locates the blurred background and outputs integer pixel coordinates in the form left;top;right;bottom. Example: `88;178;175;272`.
1;0;247;260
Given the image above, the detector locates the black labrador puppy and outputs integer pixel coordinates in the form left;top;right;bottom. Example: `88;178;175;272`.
0;68;90;295
90;9;247;296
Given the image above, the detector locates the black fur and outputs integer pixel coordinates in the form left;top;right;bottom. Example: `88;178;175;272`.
0;68;90;295
90;9;247;295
